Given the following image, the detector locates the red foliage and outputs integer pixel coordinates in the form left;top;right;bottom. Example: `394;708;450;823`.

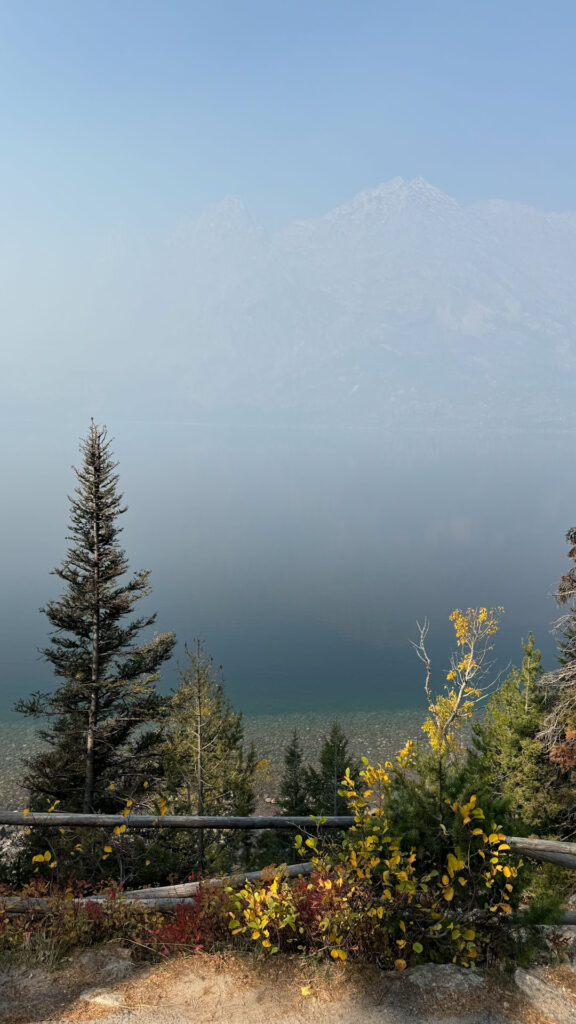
150;885;231;953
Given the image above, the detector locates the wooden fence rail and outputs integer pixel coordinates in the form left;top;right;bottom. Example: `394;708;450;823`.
1;810;575;869
2;812;576;868
0;811;354;830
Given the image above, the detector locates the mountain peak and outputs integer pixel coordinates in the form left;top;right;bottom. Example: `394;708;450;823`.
324;177;459;226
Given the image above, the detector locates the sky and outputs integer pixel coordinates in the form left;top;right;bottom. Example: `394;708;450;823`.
0;0;573;242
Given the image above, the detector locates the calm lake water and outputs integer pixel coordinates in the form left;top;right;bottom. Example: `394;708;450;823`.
0;424;573;723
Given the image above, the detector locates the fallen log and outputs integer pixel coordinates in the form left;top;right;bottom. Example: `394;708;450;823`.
0;861;315;915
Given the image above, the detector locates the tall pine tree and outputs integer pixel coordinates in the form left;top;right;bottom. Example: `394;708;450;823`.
16;422;176;812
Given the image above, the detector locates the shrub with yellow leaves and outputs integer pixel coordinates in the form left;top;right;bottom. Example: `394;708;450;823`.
226;754;522;968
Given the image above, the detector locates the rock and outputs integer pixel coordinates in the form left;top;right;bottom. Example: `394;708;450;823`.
407;963;484;993
76;943;133;982
78;986;124;1007
515;967;576;1023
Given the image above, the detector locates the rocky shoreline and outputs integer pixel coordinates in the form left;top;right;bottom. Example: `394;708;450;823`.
0;708;426;811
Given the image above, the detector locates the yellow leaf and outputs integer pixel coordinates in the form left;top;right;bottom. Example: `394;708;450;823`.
108;783;115;790
126;799;134;808
394;959;407;971
262;939;271;948
43;850;51;861
23;808;30;817
443;886;454;902
252;931;260;940
113;824;126;835
330;949;339;959
399;920;406;932
145;859;151;866
49;861;57;869
463;929;475;941
103;845;112;853
301;986;312;997
337;950;347;960
143;781;149;788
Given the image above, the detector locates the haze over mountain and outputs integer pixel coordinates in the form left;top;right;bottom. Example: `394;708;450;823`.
116;175;574;432
5;177;574;434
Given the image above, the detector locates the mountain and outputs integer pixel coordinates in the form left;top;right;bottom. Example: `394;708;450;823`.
143;177;574;431
15;177;574;432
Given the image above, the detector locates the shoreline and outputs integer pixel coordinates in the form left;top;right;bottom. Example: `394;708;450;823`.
0;708;426;810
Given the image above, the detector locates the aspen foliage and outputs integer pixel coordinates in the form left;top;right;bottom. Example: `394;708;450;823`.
416;607;504;754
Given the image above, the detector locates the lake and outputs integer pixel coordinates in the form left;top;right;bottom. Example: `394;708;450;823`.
0;422;573;722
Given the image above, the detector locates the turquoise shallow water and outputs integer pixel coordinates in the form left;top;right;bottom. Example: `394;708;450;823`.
0;708;426;810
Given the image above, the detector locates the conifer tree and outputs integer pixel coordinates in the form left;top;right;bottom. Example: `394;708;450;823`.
471;634;567;832
161;639;256;873
305;722;359;816
535;525;576;786
278;730;310;816
16;422;176;812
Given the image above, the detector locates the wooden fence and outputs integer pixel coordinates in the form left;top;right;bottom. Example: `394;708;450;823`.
1;811;576;922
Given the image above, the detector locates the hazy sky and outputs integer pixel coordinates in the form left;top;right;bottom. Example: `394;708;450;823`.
0;0;573;242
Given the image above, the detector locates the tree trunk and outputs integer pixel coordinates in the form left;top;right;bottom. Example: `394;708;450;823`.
84;688;99;813
84;427;101;813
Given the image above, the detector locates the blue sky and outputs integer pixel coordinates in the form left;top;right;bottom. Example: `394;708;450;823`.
0;0;573;234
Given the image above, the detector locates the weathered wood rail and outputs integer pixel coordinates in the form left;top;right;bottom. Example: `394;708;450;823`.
0;811;354;830
0;862;315;915
2;811;576;922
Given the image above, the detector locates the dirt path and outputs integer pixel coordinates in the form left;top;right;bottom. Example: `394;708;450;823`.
0;947;572;1024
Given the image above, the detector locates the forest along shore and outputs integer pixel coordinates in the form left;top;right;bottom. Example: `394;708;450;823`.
0;709;426;811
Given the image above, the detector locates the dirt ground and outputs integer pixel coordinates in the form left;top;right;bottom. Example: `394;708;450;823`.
1;946;575;1024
